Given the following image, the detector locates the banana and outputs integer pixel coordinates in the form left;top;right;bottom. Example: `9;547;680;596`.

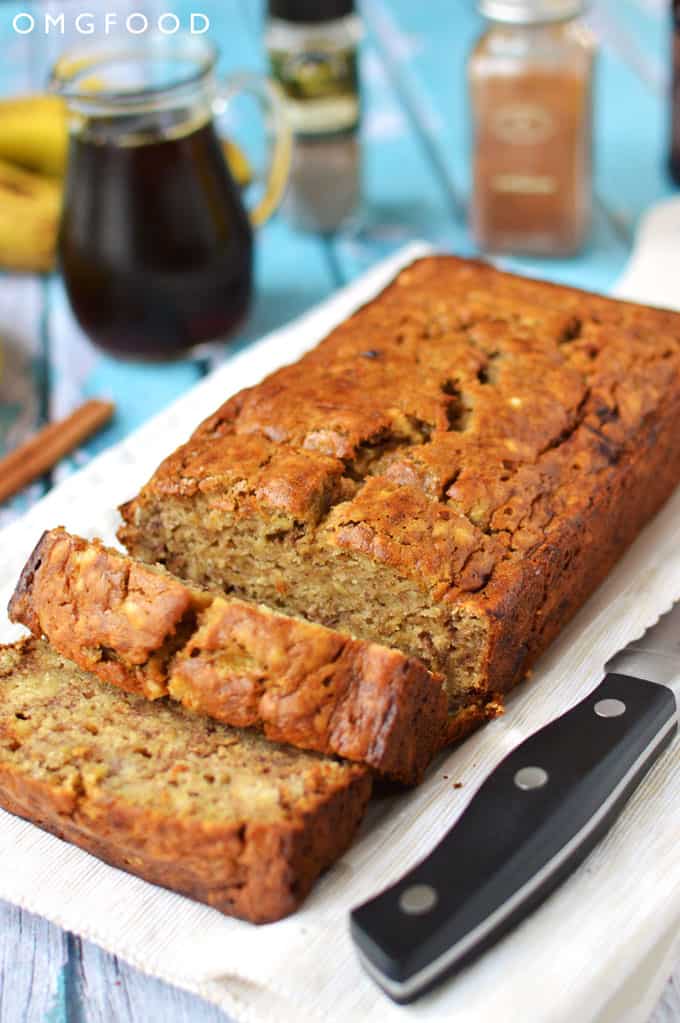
0;93;252;185
0;159;61;272
0;95;67;178
222;138;252;188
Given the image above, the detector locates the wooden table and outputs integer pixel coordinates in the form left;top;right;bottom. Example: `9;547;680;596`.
0;0;678;1018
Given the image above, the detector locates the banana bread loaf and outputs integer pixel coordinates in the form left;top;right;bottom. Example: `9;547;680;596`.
9;528;446;783
119;255;680;738
0;638;371;923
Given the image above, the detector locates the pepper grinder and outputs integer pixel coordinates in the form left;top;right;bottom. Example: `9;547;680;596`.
265;0;362;233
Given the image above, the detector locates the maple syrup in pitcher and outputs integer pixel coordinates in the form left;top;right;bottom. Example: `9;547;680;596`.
61;115;252;358
52;36;290;359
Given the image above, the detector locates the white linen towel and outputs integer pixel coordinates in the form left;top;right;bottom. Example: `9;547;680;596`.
0;243;678;1023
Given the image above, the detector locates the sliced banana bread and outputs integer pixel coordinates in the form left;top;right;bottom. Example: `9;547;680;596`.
9;528;447;783
118;255;680;738
0;638;371;923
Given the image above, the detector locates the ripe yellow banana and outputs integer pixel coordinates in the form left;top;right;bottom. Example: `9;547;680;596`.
222;138;253;188
0;159;61;272
0;93;252;185
0;95;67;178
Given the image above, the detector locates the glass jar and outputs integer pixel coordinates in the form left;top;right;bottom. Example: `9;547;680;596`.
468;0;596;257
265;0;362;233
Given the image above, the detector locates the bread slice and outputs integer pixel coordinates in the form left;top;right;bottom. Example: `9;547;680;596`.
9;528;447;783
0;638;371;923
118;255;680;740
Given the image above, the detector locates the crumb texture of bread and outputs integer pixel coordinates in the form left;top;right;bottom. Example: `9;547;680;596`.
119;256;680;733
8;529;447;783
0;638;372;923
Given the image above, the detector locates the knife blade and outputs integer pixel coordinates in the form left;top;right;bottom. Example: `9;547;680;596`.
350;604;680;1004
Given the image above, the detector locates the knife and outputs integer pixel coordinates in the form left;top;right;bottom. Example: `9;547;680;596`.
350;604;680;1004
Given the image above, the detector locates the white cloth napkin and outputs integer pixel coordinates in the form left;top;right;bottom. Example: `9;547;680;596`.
0;243;678;1023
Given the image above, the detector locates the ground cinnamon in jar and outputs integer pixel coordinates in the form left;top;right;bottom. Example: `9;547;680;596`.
469;0;596;256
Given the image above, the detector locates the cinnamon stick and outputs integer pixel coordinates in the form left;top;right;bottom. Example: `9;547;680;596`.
0;399;115;504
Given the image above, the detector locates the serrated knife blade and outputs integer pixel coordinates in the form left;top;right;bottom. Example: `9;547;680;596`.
608;606;680;693
351;604;680;1004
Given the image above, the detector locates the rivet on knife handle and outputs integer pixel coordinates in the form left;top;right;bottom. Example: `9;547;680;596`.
350;674;677;1004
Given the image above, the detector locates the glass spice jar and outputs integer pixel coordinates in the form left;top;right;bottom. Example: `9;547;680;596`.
265;0;362;233
468;0;596;257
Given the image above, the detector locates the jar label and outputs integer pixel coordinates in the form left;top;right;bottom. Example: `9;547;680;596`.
270;47;359;136
491;174;558;194
491;103;556;145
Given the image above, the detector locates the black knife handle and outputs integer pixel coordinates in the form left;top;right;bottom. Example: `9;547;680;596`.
351;674;677;1004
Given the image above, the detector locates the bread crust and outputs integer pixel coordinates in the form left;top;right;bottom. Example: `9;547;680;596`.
119;255;680;722
9;528;211;699
171;596;446;782
0;762;371;924
9;530;447;783
467;387;680;719
0;638;372;924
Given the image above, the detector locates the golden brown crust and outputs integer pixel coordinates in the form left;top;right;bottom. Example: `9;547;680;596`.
0;638;372;924
443;695;504;746
9;530;447;783
119;254;680;713
9;528;211;699
476;381;680;698
0;763;371;924
171;596;446;783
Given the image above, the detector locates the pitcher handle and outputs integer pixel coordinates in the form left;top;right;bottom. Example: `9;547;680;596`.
216;72;291;228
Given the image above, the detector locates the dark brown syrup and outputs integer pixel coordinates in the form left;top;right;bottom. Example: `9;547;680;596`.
59;115;253;359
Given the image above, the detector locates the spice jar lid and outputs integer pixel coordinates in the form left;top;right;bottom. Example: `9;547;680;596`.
268;0;355;22
478;0;587;22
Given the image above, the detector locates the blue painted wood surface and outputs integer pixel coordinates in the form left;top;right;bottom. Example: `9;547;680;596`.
0;0;678;1018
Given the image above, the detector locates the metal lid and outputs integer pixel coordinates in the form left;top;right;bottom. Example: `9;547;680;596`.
478;0;586;22
268;0;354;22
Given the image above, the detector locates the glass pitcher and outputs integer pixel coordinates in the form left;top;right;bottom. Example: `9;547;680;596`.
50;35;291;360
